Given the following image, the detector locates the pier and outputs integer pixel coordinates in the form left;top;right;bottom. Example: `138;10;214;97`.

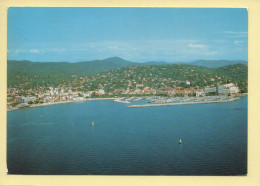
128;97;240;108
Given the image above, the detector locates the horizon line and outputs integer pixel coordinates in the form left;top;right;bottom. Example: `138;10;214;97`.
7;57;248;64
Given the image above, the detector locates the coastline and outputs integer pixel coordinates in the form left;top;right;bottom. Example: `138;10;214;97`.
7;94;247;112
7;97;116;112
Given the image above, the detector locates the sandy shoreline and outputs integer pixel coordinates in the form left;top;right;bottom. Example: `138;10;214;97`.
7;97;116;112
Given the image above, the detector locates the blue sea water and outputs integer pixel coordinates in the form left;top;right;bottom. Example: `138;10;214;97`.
7;97;247;175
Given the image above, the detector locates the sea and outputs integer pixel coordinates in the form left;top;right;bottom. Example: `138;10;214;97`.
7;96;247;175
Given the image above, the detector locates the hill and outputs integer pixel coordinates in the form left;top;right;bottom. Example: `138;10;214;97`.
8;58;247;80
8;59;248;94
84;63;247;93
191;60;247;68
142;61;169;65
7;57;137;76
7;58;248;93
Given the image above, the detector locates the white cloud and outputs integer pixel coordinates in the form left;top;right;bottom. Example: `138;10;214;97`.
204;51;218;56
47;48;66;53
223;31;247;35
14;49;25;54
234;40;245;45
188;44;207;48
212;40;227;44
107;46;118;50
8;38;247;62
222;31;248;38
30;49;41;53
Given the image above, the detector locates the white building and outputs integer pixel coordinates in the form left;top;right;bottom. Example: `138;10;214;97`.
43;96;53;103
224;83;235;88
84;92;92;97
98;89;105;95
196;91;205;97
224;83;240;94
19;96;36;103
229;86;240;94
72;97;85;101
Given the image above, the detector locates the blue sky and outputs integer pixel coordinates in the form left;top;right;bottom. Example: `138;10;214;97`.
8;8;248;62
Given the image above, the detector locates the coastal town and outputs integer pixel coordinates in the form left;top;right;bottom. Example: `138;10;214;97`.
7;81;242;111
7;58;248;111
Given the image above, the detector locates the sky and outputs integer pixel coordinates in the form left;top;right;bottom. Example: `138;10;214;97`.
8;8;248;63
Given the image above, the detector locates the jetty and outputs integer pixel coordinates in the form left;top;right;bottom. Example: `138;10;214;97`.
128;97;240;108
114;98;130;104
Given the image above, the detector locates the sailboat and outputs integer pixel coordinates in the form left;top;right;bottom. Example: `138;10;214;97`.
92;121;95;126
179;139;182;144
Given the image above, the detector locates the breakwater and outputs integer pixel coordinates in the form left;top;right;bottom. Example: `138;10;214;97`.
128;97;240;108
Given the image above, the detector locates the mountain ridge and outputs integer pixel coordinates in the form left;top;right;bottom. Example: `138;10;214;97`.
8;57;247;66
8;57;248;78
191;60;247;68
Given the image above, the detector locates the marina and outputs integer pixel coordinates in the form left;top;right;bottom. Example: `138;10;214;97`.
128;96;240;108
114;98;131;104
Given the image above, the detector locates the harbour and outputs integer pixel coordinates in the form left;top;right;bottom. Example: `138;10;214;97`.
128;97;240;108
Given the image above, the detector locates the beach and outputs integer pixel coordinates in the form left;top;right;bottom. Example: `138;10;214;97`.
7;98;115;112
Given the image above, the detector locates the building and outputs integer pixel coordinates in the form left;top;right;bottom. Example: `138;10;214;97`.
84;92;92;97
72;97;85;101
203;87;216;94
217;84;230;95
196;91;205;97
19;96;36;103
168;90;176;96
43;96;53;103
134;89;142;94
224;83;235;88
136;84;144;88
229;86;240;94
98;89;105;95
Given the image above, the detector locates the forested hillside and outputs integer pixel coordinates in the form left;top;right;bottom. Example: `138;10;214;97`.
7;59;248;93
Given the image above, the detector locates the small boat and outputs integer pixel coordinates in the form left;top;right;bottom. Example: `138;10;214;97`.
179;139;182;144
92;121;95;126
40;115;43;119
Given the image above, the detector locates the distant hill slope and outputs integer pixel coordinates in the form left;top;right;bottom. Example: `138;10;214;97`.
8;58;248;94
7;57;171;81
8;58;247;78
191;60;248;68
7;57;138;77
142;61;169;65
8;58;248;89
84;63;247;92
